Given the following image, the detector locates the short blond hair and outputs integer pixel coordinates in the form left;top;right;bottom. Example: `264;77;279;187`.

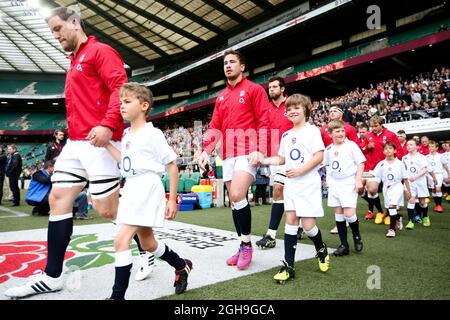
327;120;345;134
119;82;154;115
369;115;384;126
285;94;311;121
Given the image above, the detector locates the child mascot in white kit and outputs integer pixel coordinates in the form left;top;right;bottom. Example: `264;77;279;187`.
105;83;192;299
258;94;330;283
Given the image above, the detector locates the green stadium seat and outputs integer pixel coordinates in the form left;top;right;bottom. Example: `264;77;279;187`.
177;172;186;193
184;172;200;192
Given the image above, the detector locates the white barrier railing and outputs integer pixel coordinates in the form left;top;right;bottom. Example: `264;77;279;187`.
384;117;450;135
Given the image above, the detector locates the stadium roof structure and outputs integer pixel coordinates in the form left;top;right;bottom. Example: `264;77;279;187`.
0;0;304;74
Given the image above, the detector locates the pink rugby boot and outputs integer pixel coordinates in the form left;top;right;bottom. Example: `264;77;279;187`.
226;246;242;266
237;244;253;270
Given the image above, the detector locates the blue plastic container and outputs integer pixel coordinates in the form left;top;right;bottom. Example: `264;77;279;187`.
192;185;213;209
178;203;194;211
178;194;198;204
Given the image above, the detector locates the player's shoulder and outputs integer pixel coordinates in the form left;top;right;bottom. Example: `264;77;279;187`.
145;122;164;136
306;123;321;134
345;139;359;147
345;122;357;131
376;159;385;167
282;129;291;139
94;40;118;53
417;152;427;159
245;78;264;90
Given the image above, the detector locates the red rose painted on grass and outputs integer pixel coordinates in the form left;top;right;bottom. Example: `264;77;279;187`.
0;241;75;284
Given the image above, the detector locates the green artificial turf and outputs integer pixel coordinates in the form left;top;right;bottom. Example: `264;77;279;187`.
1;190;449;299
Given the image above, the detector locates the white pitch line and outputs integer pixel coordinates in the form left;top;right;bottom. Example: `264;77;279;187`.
0;206;29;217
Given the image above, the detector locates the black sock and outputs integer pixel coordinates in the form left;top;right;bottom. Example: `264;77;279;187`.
421;205;428;218
407;208;415;221
373;196;383;213
232;209;242;237
415;203;421;217
133;234;144;254
284;233;297;266
269;203;284;231
236;203;252;236
389;214;398;230
367;198;374;212
348;219;361;240
435;196;442;206
160;244;185;270
45;217;73;278
308;229;325;252
110;264;132;300
336;221;348;248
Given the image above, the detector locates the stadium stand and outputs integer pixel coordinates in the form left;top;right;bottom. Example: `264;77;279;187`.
0;113;66;131
148;19;450;118
0;80;65;95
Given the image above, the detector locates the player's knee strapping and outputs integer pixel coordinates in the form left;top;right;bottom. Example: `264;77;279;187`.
273;173;286;186
51;169;88;188
89;176;120;199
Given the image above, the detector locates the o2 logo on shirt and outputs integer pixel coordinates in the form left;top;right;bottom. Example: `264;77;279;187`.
290;148;304;163
332;161;341;172
387;173;394;181
410;167;417;173
122;156;136;175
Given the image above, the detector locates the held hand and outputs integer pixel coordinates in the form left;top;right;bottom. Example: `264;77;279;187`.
198;151;209;170
260;158;269;166
248;151;264;167
286;167;302;178
165;200;178;220
355;181;364;194
87;126;113;147
405;191;412;201
367;142;374;149
409;176;416;183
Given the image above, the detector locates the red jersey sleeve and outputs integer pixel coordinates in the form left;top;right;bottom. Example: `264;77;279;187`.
320;125;331;147
252;85;270;155
95;45;128;132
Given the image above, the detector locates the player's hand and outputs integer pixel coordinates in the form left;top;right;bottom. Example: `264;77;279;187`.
409;176;416;182
248;151;264;167
355;181;364;194
405;191;411;201
165;200;178;220
87;126;113;147
198;151;209;170
367;142;374;149
286;167;302;178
